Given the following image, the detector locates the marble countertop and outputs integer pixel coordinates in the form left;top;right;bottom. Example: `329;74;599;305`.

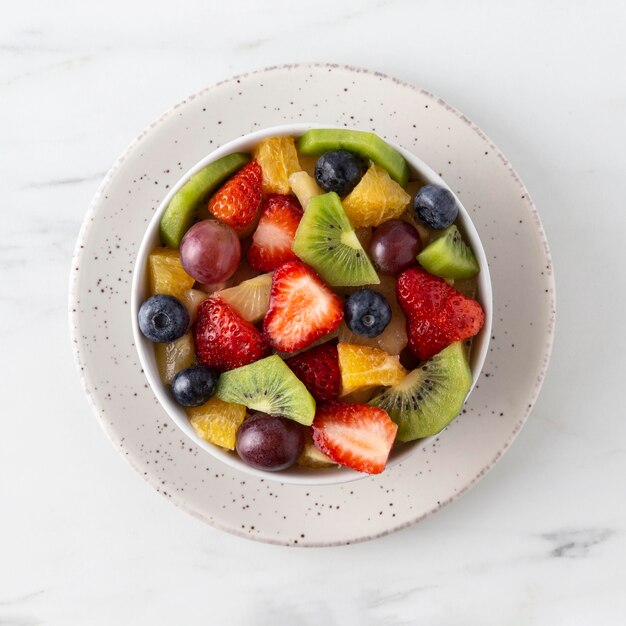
2;1;625;624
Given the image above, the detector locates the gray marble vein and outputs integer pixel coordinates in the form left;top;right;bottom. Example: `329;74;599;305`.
23;172;106;189
541;528;615;558
0;591;44;607
0;617;44;626
365;584;437;608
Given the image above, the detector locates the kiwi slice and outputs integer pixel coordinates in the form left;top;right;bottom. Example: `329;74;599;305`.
159;152;250;248
369;342;472;441
297;129;409;187
292;192;379;286
215;355;316;426
417;225;480;280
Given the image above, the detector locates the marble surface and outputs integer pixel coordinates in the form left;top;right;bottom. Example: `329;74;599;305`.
1;1;625;624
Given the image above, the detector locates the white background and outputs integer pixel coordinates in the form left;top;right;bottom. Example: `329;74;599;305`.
2;1;625;624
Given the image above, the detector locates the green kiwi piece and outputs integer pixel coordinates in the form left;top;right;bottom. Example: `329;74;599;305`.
292;192;379;286
369;342;472;441
297;129;409;187
159;152;250;248
417;225;480;280
215;355;316;426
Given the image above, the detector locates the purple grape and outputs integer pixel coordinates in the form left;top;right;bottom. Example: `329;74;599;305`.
369;220;422;275
180;219;241;284
236;413;305;471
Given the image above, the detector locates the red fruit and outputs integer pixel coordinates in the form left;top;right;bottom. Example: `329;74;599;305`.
285;343;341;402
247;194;303;272
194;296;269;371
311;402;398;474
396;267;485;361
263;261;344;353
208;161;263;231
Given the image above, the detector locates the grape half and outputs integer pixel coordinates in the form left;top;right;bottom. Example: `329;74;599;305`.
369;219;422;275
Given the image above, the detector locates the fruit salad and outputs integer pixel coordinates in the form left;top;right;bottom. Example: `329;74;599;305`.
137;129;486;475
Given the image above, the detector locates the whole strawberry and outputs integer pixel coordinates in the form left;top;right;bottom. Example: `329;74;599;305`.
208;161;263;232
194;296;269;371
247;194;303;272
396;267;484;361
285;343;341;402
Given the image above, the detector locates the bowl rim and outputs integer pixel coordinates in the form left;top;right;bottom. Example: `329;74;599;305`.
130;122;493;485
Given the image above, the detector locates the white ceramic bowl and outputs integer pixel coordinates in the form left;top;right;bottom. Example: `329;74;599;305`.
131;123;493;485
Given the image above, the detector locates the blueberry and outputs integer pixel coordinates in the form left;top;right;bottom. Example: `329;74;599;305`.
138;294;189;342
413;184;458;229
315;150;363;196
345;289;392;338
171;365;218;407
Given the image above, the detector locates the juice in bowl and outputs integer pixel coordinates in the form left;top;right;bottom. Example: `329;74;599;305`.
131;124;492;485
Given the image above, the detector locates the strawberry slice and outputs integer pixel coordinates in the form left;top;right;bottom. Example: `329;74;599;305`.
396;267;485;360
194;296;269;371
311;402;398;474
247;194;303;272
285;342;341;402
263;261;344;352
208;161;263;231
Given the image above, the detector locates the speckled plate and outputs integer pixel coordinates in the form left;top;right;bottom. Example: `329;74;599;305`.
69;64;555;546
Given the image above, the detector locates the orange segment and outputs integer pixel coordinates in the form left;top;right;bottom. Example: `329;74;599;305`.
337;343;407;395
186;397;247;450
342;164;411;227
155;333;195;384
149;248;195;298
253;136;301;194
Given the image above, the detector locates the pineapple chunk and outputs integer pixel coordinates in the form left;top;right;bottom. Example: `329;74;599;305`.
187;397;247;450
297;434;337;468
253;136;301;194
216;273;272;324
155;333;195;384
338;275;407;355
178;288;209;323
288;171;323;208
149;248;195;298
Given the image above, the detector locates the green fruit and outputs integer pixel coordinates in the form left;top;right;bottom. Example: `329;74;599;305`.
369;342;472;441
417;225;479;280
159;152;250;248
292;192;379;287
215;355;316;426
297;129;409;187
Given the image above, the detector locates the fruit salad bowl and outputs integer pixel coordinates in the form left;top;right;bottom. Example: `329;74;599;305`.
131;123;492;485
